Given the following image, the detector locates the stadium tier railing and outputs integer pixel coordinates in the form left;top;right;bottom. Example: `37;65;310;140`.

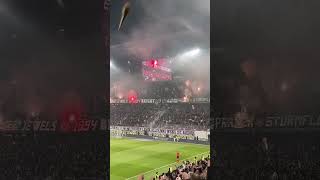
110;126;209;145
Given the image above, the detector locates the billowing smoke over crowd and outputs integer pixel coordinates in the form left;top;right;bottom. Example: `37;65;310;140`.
0;0;106;122
0;39;105;121
111;0;210;99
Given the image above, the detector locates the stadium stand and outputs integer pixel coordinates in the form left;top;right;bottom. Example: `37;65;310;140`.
212;130;320;180
0;95;107;180
110;79;210;179
110;103;209;130
0;132;107;180
151;157;210;180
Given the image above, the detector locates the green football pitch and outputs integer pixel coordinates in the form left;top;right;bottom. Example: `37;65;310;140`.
110;137;210;180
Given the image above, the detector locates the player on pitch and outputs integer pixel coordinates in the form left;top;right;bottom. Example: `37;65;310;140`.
176;151;180;162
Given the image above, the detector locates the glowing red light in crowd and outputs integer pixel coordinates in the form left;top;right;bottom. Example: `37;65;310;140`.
58;92;85;132
128;89;138;103
128;95;137;103
149;59;159;68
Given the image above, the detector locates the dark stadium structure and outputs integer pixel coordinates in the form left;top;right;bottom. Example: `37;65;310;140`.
212;0;320;179
0;0;109;179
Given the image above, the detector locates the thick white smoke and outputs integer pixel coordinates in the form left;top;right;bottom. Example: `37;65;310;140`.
112;0;210;58
111;0;210;96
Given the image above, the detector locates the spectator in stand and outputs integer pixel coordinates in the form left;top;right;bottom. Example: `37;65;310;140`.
111;103;209;131
144;157;209;180
213;135;320;180
0;133;107;179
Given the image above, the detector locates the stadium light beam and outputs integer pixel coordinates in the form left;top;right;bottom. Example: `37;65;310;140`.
182;48;200;57
177;48;201;61
110;60;116;69
110;60;119;73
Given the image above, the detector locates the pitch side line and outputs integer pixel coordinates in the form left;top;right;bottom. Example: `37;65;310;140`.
112;136;210;147
125;151;210;180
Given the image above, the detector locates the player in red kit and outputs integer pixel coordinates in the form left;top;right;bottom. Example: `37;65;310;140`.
176;152;180;162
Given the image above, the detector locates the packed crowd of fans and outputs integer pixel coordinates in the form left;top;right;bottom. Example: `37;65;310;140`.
212;133;320;180
0;133;107;180
135;156;210;180
110;103;209;130
139;82;185;99
111;80;209;100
